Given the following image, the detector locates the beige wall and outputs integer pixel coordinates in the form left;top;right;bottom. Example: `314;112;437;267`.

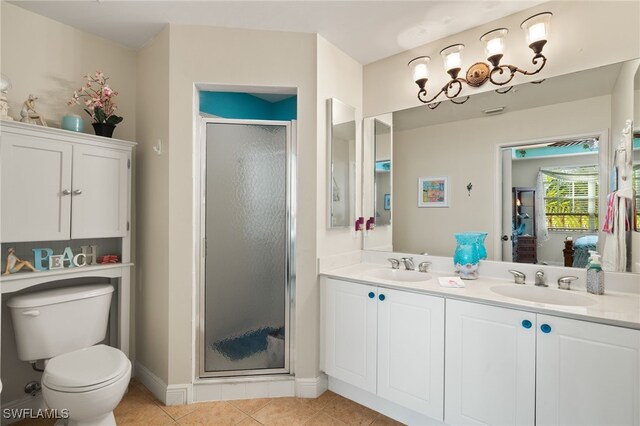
392;95;611;259
317;36;363;257
134;26;171;383
0;2;136;141
166;25;319;383
363;1;640;117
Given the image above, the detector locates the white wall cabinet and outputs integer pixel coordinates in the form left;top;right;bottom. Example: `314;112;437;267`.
446;299;640;426
1;122;131;242
323;278;445;420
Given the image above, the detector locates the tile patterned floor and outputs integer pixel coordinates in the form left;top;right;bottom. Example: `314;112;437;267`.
14;379;404;425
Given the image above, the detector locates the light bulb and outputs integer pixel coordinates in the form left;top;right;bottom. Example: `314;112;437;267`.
408;56;430;88
480;28;508;67
440;44;464;78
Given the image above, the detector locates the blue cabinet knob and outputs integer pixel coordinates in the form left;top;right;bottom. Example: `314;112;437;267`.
379;294;386;301
368;292;375;299
522;320;532;329
541;324;552;334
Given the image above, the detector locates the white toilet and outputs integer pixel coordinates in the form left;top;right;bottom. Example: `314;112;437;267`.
8;284;131;426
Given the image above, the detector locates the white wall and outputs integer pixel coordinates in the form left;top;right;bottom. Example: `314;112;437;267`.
363;1;640;118
392;95;611;259
0;2;136;141
135;26;171;383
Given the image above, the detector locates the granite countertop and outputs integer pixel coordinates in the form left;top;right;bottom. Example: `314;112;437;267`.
321;263;640;330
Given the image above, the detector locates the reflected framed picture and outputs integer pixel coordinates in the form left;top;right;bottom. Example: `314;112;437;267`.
418;176;448;208
384;193;391;210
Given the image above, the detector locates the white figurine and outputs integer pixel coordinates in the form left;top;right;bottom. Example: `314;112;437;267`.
0;74;12;121
20;94;47;126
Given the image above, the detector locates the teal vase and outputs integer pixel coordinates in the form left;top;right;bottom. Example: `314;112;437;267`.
470;232;488;260
454;233;480;280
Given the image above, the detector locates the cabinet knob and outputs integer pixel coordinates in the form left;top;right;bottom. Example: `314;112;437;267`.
368;292;375;299
73;189;83;195
378;294;386;301
540;324;552;334
522;319;532;329
62;189;71;196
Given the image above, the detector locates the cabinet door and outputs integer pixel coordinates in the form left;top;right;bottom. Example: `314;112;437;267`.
377;288;444;420
71;145;129;238
536;315;640;425
445;300;536;426
323;278;377;393
1;133;72;242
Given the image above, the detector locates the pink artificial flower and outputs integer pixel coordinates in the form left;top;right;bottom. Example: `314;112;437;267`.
102;86;113;97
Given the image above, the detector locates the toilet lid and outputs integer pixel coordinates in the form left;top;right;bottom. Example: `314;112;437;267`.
43;345;130;392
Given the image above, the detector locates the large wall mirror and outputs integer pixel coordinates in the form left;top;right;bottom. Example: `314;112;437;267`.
328;98;356;228
363;59;640;273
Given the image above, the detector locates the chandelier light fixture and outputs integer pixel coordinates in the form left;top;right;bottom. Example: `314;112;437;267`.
408;12;552;109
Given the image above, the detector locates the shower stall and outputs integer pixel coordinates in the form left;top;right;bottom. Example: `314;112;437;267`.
199;119;295;377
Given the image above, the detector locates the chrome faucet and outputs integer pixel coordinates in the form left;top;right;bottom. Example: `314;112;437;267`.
401;257;415;270
508;270;526;284
418;261;431;273
558;276;578;290
535;270;548;287
388;258;400;269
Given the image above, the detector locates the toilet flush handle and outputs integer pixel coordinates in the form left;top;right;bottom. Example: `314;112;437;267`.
22;310;40;317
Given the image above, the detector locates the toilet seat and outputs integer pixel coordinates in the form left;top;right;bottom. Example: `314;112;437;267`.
43;345;130;393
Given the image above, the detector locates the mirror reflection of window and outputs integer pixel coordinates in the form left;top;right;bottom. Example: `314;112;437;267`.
634;133;640;231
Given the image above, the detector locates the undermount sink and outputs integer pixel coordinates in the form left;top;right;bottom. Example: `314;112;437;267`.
491;285;597;307
366;268;432;283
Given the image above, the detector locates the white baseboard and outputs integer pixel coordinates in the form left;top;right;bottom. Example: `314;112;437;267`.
133;365;326;406
192;376;295;402
166;384;191;405
0;394;46;425
133;362;171;405
295;374;328;398
328;377;443;426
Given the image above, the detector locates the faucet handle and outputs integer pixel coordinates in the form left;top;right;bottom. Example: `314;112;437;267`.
388;258;400;269
508;270;526;284
418;261;431;273
558;276;578;290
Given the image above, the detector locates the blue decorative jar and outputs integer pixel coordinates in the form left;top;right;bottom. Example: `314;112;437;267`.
454;233;481;280
472;232;488;260
61;114;84;132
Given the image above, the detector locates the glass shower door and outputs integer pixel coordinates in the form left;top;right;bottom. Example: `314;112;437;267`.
202;120;290;376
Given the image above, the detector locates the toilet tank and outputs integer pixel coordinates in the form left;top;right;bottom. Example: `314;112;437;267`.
7;284;114;362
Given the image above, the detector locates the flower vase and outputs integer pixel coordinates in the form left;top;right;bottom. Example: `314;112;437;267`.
92;123;116;138
454;232;481;280
474;232;488;260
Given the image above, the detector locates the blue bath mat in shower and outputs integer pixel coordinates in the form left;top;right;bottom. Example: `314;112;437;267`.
213;326;284;361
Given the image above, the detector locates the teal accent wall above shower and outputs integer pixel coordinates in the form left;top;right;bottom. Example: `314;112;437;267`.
200;92;297;120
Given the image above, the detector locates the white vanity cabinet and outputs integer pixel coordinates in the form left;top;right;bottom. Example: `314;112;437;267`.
1;121;131;242
446;299;640;426
536;315;640;426
445;299;537;425
322;278;445;420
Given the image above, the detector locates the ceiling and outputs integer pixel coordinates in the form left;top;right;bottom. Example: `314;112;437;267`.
11;1;544;65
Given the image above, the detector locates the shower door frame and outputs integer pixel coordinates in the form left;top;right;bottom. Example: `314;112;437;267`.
197;117;296;378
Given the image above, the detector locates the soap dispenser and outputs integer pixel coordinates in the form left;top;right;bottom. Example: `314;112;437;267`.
586;250;605;295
